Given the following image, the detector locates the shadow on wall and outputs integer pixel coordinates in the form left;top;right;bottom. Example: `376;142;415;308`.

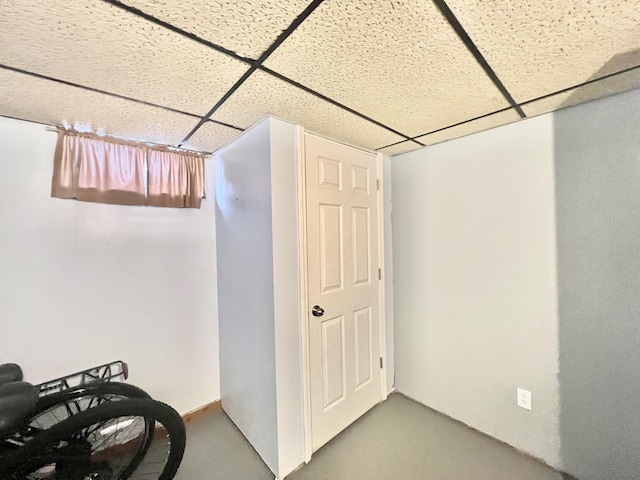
555;50;640;480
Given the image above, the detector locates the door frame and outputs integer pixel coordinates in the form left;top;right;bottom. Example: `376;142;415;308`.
296;128;388;462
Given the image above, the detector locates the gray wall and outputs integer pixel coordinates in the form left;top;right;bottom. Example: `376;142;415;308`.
391;115;561;467
555;88;640;480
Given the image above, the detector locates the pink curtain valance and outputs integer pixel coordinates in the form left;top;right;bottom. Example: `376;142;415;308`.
51;131;205;208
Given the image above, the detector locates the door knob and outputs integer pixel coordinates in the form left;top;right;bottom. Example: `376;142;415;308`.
312;305;325;317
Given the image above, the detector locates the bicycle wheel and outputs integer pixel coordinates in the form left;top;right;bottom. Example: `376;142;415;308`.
6;398;186;480
28;382;151;431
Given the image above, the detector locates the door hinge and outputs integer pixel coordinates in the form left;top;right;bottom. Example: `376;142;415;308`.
378;268;382;280
380;357;384;369
377;179;380;190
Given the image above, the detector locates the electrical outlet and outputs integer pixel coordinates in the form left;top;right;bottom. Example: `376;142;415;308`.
517;388;532;411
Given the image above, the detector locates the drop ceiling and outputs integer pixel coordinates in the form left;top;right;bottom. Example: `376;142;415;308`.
1;0;639;156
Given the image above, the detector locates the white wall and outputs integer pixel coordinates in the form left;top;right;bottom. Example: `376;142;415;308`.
392;115;561;467
0;116;220;415
270;120;306;477
383;156;394;392
215;118;280;475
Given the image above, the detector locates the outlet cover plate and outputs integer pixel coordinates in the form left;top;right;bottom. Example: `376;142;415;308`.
517;388;532;410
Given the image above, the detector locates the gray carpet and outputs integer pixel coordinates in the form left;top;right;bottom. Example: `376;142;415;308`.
175;393;567;480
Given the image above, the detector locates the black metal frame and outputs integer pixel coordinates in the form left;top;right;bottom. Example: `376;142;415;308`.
35;361;128;398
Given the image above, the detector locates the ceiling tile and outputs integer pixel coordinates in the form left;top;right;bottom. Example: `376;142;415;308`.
0;0;249;116
446;0;640;102
212;71;405;150
0;69;196;145
378;142;423;157
123;0;312;58
415;109;521;147
263;0;510;138
182;121;244;153
522;70;640;118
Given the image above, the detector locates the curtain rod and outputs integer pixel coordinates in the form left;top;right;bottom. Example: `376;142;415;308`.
45;125;213;156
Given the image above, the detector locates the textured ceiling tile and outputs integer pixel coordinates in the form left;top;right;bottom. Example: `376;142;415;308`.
446;0;640;102
0;0;249;116
124;0;312;58
264;0;509;137
522;70;640;118
212;71;405;150
0;69;196;145
415;109;521;147
378;142;423;156
182;121;243;153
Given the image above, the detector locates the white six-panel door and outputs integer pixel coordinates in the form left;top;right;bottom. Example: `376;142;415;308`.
304;134;381;452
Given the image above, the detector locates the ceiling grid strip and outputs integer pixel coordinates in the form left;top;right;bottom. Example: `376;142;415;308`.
0;63;192;120
432;0;526;118
519;63;640;107
178;0;327;145
102;0;253;64
0;63;244;132
102;0;419;145
376;61;640;151
407;106;514;143
377;106;514;151
260;67;425;146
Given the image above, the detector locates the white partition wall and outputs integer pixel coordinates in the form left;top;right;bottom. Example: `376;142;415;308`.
215;117;305;479
216;116;394;479
270;119;306;477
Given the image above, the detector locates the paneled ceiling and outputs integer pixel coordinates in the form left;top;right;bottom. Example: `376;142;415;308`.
1;0;639;156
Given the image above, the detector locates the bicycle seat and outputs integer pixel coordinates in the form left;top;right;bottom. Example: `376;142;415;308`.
0;382;38;439
0;363;23;386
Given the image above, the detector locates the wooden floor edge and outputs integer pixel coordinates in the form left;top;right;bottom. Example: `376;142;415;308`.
182;399;222;424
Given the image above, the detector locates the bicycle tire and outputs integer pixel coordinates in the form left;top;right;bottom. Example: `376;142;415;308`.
6;398;186;480
22;383;155;478
5;380;154;478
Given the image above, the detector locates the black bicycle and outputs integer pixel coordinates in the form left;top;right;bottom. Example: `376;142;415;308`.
0;361;186;479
